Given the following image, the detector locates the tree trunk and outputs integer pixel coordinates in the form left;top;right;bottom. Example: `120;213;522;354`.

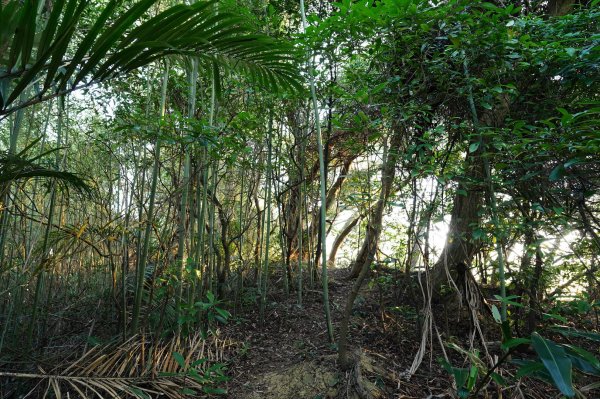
547;0;575;16
311;156;354;269
348;132;403;278
217;209;230;297
131;63;169;334
338;131;401;369
253;191;264;283
430;91;511;299
328;212;361;267
430;148;485;298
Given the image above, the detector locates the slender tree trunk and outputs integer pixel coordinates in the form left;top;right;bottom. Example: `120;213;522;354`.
328;212;361;267
526;244;544;334
253;191;263;282
194;150;209;300
27;96;64;347
207;163;218;294
259;112;273;324
0;93;27;269
131;62;169;334
338;132;401;369
312;157;354;269
299;0;334;341
348;132;403;278
296;125;308;305
174;59;197;328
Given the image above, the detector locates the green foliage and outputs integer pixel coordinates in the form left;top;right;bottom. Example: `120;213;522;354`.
1;0;598;397
547;293;600;321
442;327;600;398
440;358;479;399
0;137;89;194
485;289;600;395
160;351;229;396
0;0;301;117
551;326;600;343
178;290;231;335
512;329;600;397
439;344;489;399
530;332;575;397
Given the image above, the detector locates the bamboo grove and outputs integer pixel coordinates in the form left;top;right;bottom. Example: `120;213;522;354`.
1;0;599;397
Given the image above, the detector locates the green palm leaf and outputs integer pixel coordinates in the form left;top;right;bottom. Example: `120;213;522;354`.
0;141;89;195
0;0;301;118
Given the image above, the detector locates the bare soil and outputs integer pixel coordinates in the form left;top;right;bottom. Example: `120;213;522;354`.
223;268;486;398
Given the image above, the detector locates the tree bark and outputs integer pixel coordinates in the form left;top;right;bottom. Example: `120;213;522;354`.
547;0;576;16
312;157;354;269
338;131;402;369
430;148;485;298
348;132;403;278
430;95;511;299
328;212;362;267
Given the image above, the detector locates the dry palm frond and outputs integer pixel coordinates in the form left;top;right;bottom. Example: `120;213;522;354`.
38;221;111;262
0;332;236;398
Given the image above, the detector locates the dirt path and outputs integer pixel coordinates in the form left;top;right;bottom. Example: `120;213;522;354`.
219;267;571;399
222;268;433;398
224;269;347;398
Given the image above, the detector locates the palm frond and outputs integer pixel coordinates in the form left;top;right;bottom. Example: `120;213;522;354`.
0;0;301;117
0;333;236;398
0;151;89;195
31;221;110;263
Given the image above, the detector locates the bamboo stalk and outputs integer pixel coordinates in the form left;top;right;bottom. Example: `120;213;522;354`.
131;61;170;334
299;0;334;342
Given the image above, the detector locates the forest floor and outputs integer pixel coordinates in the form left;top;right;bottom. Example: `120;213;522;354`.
223;267;411;398
1;266;597;398
219;267;565;399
